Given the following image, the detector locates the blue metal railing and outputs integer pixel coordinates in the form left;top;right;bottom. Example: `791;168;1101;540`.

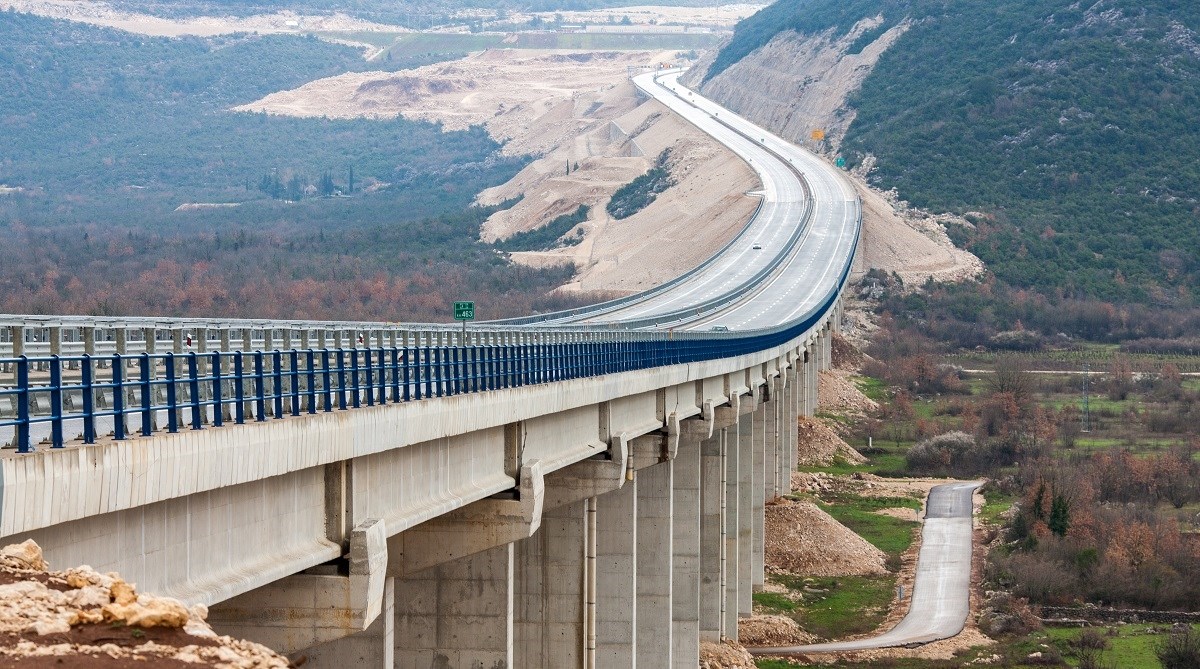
0;290;838;454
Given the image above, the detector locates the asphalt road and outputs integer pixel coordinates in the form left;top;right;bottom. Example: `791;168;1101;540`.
560;70;859;331
749;481;982;655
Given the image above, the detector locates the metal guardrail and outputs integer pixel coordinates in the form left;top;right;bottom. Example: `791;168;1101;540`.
0;283;841;453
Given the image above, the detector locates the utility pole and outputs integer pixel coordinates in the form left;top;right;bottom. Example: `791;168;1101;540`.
1081;362;1091;433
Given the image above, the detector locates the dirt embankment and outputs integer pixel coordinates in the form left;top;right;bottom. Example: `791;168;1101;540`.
796;416;866;466
234;48;760;296
0;540;290;668
765;498;888;577
479;89;760;294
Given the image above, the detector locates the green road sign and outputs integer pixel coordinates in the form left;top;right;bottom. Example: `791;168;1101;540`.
453;301;475;321
835;156;846;168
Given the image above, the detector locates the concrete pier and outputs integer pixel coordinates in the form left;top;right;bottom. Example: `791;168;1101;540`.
635;461;673;668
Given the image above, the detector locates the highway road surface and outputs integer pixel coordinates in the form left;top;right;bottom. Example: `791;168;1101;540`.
554;70;860;331
748;481;983;655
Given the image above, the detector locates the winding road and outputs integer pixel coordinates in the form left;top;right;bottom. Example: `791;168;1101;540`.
749;481;983;655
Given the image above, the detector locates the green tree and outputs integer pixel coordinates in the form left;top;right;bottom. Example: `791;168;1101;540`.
318;170;336;197
1048;494;1070;537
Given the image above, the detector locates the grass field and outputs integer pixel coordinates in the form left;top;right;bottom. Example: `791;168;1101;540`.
818;494;921;558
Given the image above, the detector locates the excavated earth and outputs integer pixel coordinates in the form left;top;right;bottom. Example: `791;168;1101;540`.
0;541;290;668
233;48;760;295
796;416;867;466
700;640;756;669
764;498;887;577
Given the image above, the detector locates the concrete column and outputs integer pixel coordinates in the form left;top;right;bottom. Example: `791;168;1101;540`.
723;425;739;639
671;437;701;667
803;351;816;418
303;578;394;669
637;461;673;668
698;432;724;642
822;327;833;371
596;480;637;668
737;410;754;617
784;367;798;495
762;384;778;503
515;499;586;668
769;377;783;499
751;399;767;592
393;543;514;668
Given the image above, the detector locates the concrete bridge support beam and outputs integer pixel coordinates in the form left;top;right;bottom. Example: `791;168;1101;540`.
782;368;795;496
722;425;740;639
595;478;637;668
698;430;725;642
391;543;515;669
671;436;701;667
768;377;783;498
635;460;673;668
751;399;766;592
803;351;817;418
300;578;394;669
820;326;833;372
515;499;587;668
208;518;388;660
736;409;754;617
385;462;545;577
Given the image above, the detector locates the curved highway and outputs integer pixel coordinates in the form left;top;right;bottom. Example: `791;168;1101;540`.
546;70;860;332
749;482;982;655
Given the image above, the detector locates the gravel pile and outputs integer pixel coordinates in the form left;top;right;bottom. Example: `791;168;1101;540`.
764;499;888;577
699;640;756;668
738;614;816;646
830;332;864;370
818;370;879;416
0;540;291;668
797;416;867;466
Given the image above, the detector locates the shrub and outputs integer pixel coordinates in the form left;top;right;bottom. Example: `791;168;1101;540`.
1156;630;1200;669
905;431;976;474
606;150;674;220
1073;628;1109;651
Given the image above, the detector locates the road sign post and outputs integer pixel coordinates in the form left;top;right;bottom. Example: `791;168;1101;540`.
453;301;475;340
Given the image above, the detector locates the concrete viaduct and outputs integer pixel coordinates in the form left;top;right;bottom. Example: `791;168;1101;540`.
0;70;860;667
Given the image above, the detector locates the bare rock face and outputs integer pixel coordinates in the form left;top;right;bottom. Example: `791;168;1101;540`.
683;16;910;152
0;540;290;667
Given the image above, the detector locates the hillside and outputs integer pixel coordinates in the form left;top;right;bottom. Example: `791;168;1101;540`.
696;0;1200;307
0;12;593;322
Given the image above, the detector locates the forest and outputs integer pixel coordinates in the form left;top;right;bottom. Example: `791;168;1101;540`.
0;12;594;322
708;0;1200;307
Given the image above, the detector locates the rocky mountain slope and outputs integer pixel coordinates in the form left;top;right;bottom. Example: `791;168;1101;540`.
689;0;1200;305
